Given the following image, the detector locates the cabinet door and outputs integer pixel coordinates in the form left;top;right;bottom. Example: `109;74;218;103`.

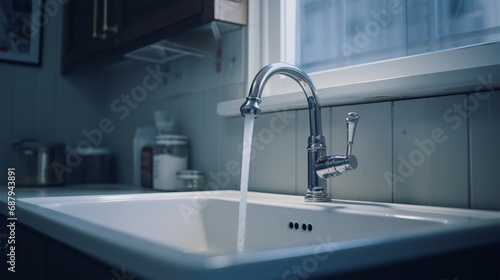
61;0;207;74
112;0;204;49
46;239;116;279
61;0;116;73
0;215;46;279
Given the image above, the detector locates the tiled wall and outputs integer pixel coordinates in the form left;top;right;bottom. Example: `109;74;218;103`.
103;51;499;211
0;9;103;183
1;10;498;211
98;28;247;186
247;94;500;211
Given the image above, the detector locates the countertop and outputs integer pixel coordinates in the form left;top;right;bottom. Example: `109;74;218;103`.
1;184;157;203
2;184;500;279
0;184;158;218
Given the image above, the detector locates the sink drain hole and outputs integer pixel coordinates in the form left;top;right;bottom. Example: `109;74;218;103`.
288;222;313;232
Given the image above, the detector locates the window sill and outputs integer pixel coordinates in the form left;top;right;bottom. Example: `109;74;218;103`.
217;42;500;117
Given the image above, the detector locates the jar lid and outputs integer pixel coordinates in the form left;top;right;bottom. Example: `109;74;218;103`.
12;139;65;151
76;147;111;155
155;134;187;145
177;170;204;179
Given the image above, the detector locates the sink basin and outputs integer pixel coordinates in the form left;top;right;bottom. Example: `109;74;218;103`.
16;190;500;279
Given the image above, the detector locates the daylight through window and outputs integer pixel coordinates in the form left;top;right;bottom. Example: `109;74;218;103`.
295;0;500;73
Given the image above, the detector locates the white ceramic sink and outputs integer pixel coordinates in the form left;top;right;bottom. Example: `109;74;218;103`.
16;190;500;279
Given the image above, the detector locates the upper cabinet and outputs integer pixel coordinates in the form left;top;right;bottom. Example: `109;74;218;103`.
60;0;247;74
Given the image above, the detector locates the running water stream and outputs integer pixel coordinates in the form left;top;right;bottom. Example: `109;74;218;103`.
237;115;255;253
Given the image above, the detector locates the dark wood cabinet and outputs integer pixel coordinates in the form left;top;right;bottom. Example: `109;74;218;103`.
1;215;45;279
1;214;499;279
60;0;247;74
112;0;202;48
61;0;115;73
1;215;136;280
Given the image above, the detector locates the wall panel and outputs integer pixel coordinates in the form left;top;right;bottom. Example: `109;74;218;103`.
469;91;500;210
393;95;469;208
330;102;393;202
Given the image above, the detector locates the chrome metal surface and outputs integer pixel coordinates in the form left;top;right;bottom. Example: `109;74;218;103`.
241;63;360;202
315;155;358;179
240;63;322;137
346;112;359;157
12;140;66;185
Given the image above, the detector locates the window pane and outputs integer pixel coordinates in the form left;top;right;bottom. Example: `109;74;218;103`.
295;0;500;73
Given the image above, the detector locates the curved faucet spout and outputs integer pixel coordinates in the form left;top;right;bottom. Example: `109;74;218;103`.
240;63;323;137
241;63;359;203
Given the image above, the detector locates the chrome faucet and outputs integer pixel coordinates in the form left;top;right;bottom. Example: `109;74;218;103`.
240;63;359;202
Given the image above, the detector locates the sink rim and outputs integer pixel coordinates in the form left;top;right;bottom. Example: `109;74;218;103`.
10;190;500;279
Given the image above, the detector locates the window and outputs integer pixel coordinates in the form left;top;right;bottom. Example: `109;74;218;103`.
217;0;500;116
295;0;500;73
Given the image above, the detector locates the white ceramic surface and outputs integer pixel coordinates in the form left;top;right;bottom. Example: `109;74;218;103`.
15;190;500;279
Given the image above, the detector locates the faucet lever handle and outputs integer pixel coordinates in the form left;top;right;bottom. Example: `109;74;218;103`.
346;112;359;157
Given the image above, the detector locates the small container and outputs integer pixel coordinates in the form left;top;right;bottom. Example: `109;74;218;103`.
12;140;66;186
176;170;204;191
74;147;112;184
72;147;112;184
153;135;188;191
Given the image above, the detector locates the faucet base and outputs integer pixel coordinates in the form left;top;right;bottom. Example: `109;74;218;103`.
304;192;331;202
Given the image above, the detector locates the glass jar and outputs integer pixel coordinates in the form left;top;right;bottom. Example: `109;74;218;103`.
176;170;205;191
153;135;188;191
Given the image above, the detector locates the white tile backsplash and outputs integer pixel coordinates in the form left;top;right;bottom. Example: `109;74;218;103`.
249;109;297;194
329;102;393;202
393;95;469;208
469;92;500;210
1;12;498;211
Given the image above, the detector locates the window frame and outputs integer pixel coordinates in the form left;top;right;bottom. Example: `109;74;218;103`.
217;0;500;117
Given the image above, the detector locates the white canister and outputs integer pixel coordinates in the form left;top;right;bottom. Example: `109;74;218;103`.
153;135;188;191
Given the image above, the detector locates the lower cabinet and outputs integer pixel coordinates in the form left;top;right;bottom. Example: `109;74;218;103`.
1;215;45;279
1;215;135;280
44;238;120;280
1;215;498;279
324;243;500;280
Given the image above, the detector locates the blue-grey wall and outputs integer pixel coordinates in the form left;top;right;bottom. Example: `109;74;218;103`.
0;6;103;183
1;8;498;211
